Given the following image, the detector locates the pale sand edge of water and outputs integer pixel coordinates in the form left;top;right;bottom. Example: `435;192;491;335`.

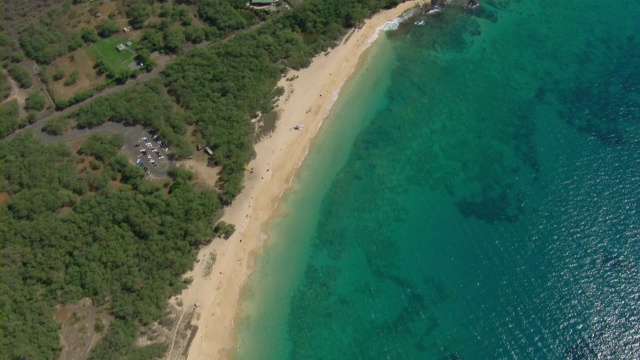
178;2;423;359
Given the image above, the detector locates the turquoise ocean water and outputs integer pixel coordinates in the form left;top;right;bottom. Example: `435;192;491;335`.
234;0;640;358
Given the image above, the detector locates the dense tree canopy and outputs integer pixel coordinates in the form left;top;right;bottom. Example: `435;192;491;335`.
0;33;23;67
125;1;153;29
163;28;186;54
18;6;84;64
163;41;281;201
19;26;72;64
198;0;249;35
0;72;11;101
0;100;21;138
140;29;164;52
78;133;124;161
0;134;221;359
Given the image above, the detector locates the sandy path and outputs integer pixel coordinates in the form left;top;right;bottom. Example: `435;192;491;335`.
2;69;27;118
177;2;423;359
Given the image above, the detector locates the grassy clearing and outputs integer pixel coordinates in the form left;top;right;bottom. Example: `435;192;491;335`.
88;36;136;71
48;48;106;101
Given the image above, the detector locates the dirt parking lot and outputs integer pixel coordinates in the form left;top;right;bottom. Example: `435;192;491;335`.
34;123;174;178
122;127;172;178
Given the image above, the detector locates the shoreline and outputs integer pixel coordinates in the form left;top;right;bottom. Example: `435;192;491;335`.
175;2;422;359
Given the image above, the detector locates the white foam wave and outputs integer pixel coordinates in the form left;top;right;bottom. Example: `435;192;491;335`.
426;5;442;14
367;9;417;46
258;231;268;244
324;80;345;119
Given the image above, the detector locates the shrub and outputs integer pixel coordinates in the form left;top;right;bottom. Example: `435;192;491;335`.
7;64;32;88
163;28;185;54
126;2;152;29
42;118;69;135
97;20;120;38
159;5;171;18
9;52;23;63
0;100;20;138
64;70;79;86
0;72;11;100
94;319;105;333
26;112;38;124
25;91;46;111
213;221;235;239
90;159;103;170
140;29;163;52
52;69;65;81
81;28;98;43
68;34;84;51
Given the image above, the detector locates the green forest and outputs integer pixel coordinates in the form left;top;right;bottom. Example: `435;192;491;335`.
1;0;411;357
0;134;221;359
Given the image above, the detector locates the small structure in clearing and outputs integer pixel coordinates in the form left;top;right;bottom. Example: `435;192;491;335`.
204;146;213;156
116;43;126;52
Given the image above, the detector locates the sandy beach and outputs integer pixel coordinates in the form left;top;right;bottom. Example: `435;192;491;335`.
170;2;423;359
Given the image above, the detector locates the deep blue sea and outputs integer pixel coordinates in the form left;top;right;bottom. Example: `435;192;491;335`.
234;0;640;358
